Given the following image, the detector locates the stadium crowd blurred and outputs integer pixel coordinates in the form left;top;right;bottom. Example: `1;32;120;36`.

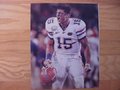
31;4;99;89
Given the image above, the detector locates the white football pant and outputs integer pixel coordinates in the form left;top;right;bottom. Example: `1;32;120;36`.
51;53;84;89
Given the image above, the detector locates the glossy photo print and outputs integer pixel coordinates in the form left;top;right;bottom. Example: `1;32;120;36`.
31;3;99;90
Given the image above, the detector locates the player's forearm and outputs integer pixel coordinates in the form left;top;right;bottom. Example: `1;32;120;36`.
80;38;91;64
42;44;53;67
46;41;54;60
84;45;91;64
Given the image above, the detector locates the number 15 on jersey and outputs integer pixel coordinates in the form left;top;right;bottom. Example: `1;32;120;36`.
57;37;73;49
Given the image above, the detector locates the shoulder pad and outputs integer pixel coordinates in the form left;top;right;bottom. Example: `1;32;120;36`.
75;19;86;32
45;17;56;32
72;18;81;25
46;17;55;25
79;20;86;29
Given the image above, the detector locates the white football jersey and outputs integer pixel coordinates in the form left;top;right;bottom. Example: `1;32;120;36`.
45;17;86;55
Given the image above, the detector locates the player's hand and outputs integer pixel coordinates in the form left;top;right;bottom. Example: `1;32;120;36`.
43;60;52;68
84;63;91;73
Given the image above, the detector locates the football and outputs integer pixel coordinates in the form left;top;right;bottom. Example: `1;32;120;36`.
40;66;56;85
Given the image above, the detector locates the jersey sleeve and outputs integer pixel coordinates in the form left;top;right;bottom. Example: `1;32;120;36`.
45;18;54;39
76;20;86;40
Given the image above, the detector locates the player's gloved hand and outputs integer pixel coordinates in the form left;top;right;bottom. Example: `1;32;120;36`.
84;63;91;72
43;60;52;68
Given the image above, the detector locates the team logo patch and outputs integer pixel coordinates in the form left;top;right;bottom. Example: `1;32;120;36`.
68;32;73;36
51;26;57;31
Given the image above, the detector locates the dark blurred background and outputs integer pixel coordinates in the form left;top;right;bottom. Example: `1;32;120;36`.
31;4;98;33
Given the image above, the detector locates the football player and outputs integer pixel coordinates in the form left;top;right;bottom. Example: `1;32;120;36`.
44;5;91;89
